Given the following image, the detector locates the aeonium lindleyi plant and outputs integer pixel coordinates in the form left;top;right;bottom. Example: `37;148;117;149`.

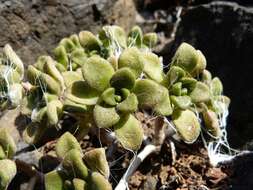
20;25;167;150
45;132;112;190
0;25;230;189
162;42;230;142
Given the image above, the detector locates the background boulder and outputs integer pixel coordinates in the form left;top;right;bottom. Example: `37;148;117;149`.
0;0;136;66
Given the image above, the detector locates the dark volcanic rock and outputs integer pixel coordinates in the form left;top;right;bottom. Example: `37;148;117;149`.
135;0;253;11
162;1;253;148
222;152;253;190
0;0;136;66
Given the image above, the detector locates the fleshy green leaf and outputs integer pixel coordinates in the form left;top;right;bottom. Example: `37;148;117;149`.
54;45;68;68
128;25;143;47
46;100;63;126
87;172;112;190
63;99;87;113
43;93;58;102
0;65;21;84
107;56;118;70
0;159;17;190
62;71;83;88
43;56;65;89
70;34;82;48
171;42;198;73
180;77;197;92
165;66;185;87
172;109;201;143
62;149;88;180
133;79;168;109
209;95;230;114
28;65;62;95
66;81;99;105
189;82;210;103
114;114;143;150
56;132;82;159
143;33;157;48
100;88;117;106
59;38;76;53
20;95;33;116
79;31;101;51
93;105;120;128
202;109;221;138
191;50;206;76
55;64;66;73
33;56;47;71
110;68;135;90
116;93;138;113
71;48;87;67
120;88;130;100
201;69;212;84
45;170;65;190
111;26;127;48
8;83;23;107
3;44;24;78
73;178;87;190
0;146;5;160
83;148;110;179
99;25;127;49
82;56;114;91
143;52;164;83
41;73;62;95
170;95;191;110
0;128;16;158
72;116;93;141
118;47;144;78
171;82;182;96
154;96;173;116
210;77;223;96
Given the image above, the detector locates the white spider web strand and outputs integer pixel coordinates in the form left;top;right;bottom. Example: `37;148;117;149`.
103;26;122;59
206;98;239;166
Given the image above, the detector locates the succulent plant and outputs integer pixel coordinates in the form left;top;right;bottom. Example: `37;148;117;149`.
0;128;17;190
0;25;231;189
22;56;65;144
0;44;24;110
161;42;230;142
21;25;163;150
45;132;112;190
16;25;230;147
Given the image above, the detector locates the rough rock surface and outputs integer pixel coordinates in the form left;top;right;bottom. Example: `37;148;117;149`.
0;0;136;66
162;1;253;148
